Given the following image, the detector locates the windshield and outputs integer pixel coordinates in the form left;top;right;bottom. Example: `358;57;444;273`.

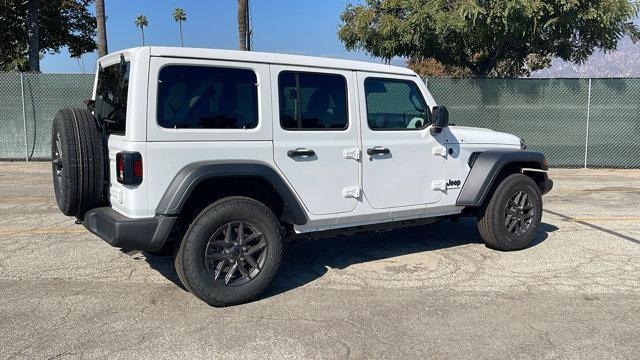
95;61;130;135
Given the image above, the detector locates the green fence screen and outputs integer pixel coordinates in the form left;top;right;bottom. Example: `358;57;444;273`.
427;78;640;168
0;73;94;160
0;73;638;167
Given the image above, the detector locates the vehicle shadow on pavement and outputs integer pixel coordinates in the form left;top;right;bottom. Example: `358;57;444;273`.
141;218;558;298
265;218;557;298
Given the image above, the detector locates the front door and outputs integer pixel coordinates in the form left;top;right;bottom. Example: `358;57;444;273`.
357;72;445;209
271;66;359;215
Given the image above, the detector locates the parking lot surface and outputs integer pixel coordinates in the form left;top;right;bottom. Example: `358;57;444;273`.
1;162;639;359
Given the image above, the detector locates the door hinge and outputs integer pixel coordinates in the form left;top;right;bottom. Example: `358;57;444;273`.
431;180;446;192
343;148;361;161
342;186;361;199
432;145;447;157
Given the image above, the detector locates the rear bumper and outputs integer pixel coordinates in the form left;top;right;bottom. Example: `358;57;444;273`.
83;207;176;252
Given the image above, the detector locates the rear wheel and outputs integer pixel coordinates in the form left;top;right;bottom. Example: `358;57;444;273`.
175;197;283;306
51;108;105;220
477;173;542;251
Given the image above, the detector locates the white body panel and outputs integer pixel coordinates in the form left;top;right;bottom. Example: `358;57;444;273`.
270;65;360;215
95;47;522;230
98;48;151;217
145;141;276;217
356;71;444;209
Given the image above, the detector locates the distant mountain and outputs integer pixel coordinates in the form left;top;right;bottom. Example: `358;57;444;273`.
531;38;640;78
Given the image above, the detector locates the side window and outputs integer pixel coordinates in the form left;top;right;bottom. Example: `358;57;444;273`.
157;65;258;129
364;78;430;130
278;72;348;130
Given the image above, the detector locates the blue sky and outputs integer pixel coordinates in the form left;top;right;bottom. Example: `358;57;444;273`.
42;0;393;73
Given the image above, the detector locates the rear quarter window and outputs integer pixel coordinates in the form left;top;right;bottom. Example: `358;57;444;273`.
157;65;258;129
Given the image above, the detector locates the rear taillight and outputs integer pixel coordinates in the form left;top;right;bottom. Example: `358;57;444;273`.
116;151;143;185
133;159;143;177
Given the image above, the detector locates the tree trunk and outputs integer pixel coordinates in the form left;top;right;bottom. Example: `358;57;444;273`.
179;22;184;47
238;0;248;51
96;0;108;57
141;28;145;46
27;0;40;72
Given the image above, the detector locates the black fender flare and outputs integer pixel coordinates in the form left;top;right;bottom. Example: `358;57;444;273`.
155;161;308;225
456;150;548;207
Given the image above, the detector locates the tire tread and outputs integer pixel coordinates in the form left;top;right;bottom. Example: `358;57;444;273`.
52;108;105;220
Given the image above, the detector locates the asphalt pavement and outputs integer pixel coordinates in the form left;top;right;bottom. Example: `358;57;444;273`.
1;162;639;359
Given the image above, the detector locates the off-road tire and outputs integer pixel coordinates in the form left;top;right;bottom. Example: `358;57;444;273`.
175;197;283;306
51;108;105;220
477;173;542;251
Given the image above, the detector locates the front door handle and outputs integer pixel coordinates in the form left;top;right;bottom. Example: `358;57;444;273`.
287;148;316;158
367;147;390;156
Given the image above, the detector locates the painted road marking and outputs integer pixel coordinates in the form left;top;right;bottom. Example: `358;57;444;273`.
567;217;640;222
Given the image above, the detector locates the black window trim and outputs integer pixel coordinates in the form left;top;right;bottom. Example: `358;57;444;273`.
364;77;432;132
155;63;260;130
277;70;350;132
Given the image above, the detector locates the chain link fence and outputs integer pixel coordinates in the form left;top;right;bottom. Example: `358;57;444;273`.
0;72;638;167
0;72;94;160
427;78;640;168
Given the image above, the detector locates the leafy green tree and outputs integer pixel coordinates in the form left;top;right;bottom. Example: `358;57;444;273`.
135;15;149;46
172;8;187;47
1;48;30;72
406;58;471;78
338;0;640;77
0;0;96;72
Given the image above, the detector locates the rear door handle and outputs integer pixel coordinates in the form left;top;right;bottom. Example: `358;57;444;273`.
366;147;390;156
287;148;316;158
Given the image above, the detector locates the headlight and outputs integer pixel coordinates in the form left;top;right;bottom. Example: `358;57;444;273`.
520;138;527;150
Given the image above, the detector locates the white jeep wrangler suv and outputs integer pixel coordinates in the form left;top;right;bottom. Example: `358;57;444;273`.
51;47;552;306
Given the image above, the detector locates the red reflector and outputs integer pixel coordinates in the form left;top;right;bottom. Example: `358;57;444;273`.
133;159;143;177
116;152;124;181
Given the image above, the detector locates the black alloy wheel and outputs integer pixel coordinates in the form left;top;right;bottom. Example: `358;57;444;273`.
205;221;268;286
504;190;536;236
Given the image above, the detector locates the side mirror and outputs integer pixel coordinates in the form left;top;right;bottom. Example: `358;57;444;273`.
431;106;449;134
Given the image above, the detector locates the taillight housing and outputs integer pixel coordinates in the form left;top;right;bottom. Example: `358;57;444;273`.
116;151;143;185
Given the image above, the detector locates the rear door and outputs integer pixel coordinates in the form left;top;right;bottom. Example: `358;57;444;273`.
271;66;359;215
357;72;445;209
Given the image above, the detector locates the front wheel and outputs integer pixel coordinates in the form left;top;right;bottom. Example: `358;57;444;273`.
477;174;543;251
175;197;283;306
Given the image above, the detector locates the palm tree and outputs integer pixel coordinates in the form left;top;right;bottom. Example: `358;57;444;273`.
27;0;40;71
134;15;149;46
96;0;108;56
237;0;248;51
172;8;187;47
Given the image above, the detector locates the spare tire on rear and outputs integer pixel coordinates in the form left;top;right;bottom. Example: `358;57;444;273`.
51;108;106;220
